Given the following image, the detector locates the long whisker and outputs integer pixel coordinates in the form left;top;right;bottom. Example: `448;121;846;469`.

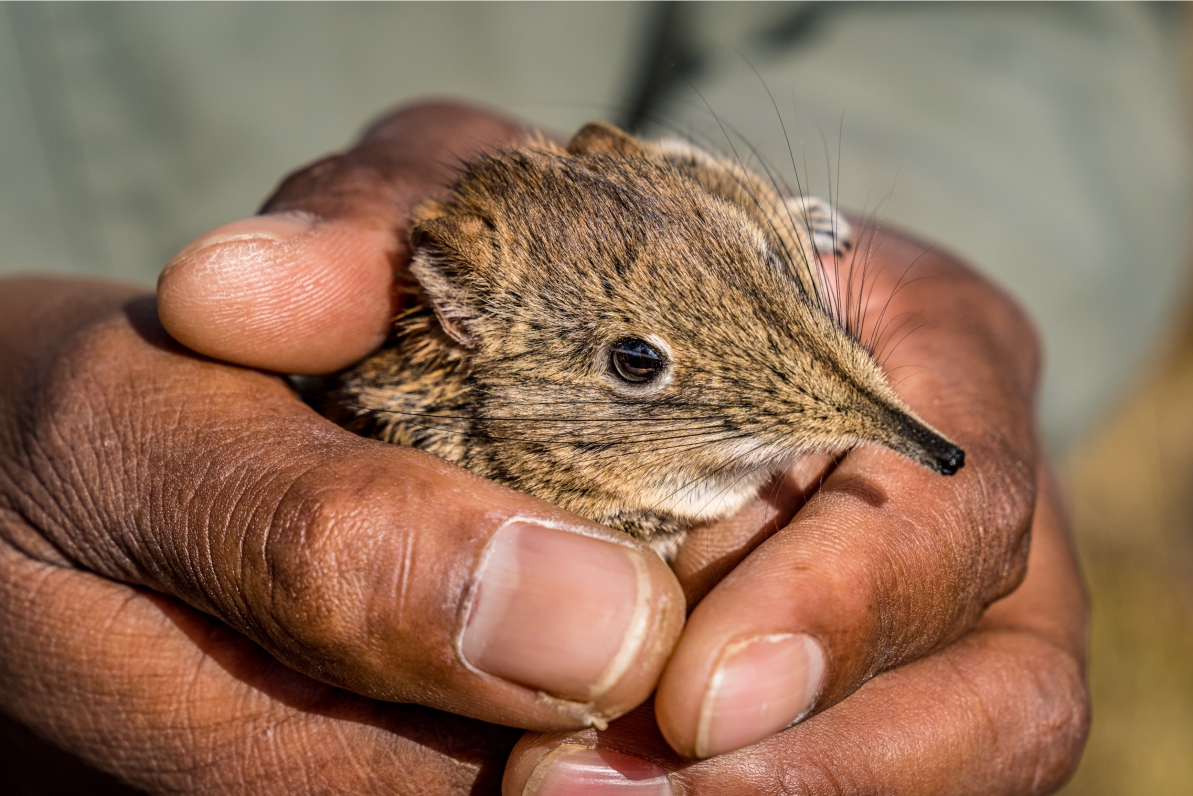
739;55;828;310
366;407;737;424
683;85;825;305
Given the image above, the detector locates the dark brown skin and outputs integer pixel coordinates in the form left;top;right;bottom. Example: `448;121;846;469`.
506;468;1088;795
0;102;1089;793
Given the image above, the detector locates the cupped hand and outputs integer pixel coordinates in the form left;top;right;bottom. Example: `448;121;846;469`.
506;465;1089;794
503;213;1090;793
0;103;684;794
1;99;1091;794
650;224;1048;758
177;94;1089;788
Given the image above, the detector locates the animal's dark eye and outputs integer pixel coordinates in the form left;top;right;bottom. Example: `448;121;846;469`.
610;338;665;383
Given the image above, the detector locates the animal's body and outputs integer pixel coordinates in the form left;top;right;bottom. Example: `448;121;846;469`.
305;122;963;556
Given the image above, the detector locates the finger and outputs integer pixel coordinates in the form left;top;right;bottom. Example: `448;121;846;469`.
669;454;836;608
504;469;1089;796
157;101;530;374
157;213;397;375
0;540;520;794
2;280;683;732
654;237;1041;757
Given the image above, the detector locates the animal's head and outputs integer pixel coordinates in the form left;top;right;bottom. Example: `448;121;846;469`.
407;122;962;524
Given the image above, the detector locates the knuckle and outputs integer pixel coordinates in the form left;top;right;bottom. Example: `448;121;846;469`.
1002;294;1044;392
262;153;348;212
262;154;393;223
960;638;1089;795
261;473;366;654
965;447;1037;605
257;464;430;698
1023;648;1091;793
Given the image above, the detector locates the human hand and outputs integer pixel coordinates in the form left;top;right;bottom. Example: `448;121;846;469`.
0;104;684;794
163;102;1092;792
1;99;1089;795
506;464;1089;794
160;102;1089;790
502;222;1090;792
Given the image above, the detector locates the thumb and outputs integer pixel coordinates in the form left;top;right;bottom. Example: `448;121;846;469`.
157;101;529;374
7;282;685;732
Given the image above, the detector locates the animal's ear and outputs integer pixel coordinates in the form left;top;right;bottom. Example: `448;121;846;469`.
567;121;646;158
408;202;494;348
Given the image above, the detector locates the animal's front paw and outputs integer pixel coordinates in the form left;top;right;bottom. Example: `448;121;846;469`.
787;195;854;257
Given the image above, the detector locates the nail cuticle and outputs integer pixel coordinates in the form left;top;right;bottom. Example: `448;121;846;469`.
455;515;650;703
583;547;652;701
522;743;674;796
790;632;830;727
694;632;827;759
522;743;582;796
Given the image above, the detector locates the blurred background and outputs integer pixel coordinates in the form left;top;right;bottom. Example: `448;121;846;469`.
1;3;1191;793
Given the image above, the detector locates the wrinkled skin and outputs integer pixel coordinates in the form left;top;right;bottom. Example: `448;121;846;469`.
0;102;1089;794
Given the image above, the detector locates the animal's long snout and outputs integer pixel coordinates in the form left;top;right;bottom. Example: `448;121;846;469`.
885;409;965;475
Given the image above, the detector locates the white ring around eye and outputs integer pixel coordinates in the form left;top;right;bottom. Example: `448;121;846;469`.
603;333;673;396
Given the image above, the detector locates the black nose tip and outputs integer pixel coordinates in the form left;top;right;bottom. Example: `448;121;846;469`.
936;446;965;475
886;407;966;476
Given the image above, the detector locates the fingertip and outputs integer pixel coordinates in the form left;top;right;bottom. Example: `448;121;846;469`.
158;215;398;374
515;744;673;796
589;540;687;722
691;633;824;758
454;516;685;728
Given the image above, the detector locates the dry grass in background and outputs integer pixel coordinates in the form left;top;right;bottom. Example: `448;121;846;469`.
1059;300;1193;794
1059;17;1193;791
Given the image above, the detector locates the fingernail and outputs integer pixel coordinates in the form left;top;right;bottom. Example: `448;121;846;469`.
165;212;315;271
695;633;825;758
460;521;651;702
524;744;672;796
